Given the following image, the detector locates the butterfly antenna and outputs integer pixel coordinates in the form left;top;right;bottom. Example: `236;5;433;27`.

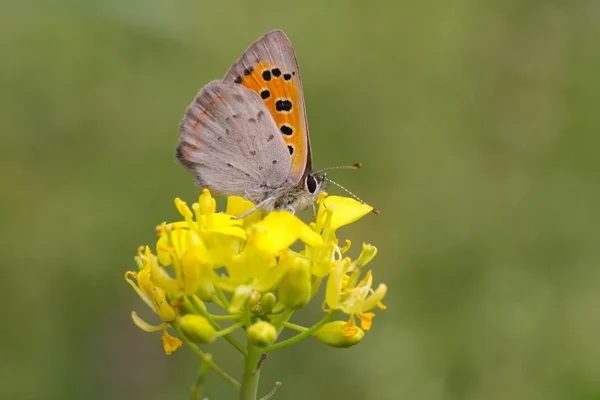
324;176;380;215
314;162;363;174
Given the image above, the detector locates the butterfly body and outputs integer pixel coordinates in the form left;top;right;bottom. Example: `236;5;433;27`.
177;30;325;213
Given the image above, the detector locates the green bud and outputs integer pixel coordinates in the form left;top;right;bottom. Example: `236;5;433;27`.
314;321;364;348
247;320;277;347
249;291;261;308
260;292;277;314
179;315;217;344
196;281;217;302
278;256;311;309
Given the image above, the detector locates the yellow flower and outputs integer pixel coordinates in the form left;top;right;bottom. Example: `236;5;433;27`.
125;189;387;354
325;244;387;332
126;247;177;323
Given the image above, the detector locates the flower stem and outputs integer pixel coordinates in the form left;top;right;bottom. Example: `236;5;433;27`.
170;319;241;389
190;359;211;400
281;321;308;332
264;311;339;353
239;344;263;400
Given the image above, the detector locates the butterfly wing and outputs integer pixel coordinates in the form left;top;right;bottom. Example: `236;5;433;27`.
177;80;292;202
223;30;311;186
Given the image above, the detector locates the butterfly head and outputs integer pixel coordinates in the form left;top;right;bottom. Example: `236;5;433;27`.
304;172;327;197
271;172;326;213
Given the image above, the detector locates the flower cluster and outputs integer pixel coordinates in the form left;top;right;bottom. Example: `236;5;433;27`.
126;189;386;360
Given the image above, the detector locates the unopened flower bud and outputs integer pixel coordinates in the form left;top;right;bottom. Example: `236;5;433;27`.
247;320;277;347
278;256;311;309
179;315;217;344
314;321;364;348
249;291;261;309
260;292;277;314
196;281;216;302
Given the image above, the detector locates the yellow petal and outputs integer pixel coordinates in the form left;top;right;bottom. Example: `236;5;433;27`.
350;283;388;314
298;224;325;247
250;212;306;256
149;257;180;294
125;271;154;311
131;311;166;332
226;196;262;226
357;312;375;331
356;243;378;267
156;236;172;266
325;258;351;309
309;242;336;278
323;196;373;231
203;213;246;240
162;330;182;355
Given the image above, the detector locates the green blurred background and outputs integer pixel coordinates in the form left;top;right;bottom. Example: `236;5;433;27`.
2;0;600;399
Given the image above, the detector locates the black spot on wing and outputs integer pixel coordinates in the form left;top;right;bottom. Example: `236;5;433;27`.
234;76;243;84
262;70;271;81
288;145;294;155
271;68;281;77
280;125;293;135
272;160;277;164
275;99;293;112
244;66;254;76
250;150;257;156
260;89;270;99
248;117;256;123
283;73;292;81
267;134;274;142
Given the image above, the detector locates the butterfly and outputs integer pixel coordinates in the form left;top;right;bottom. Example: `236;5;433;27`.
177;30;326;216
176;30;324;216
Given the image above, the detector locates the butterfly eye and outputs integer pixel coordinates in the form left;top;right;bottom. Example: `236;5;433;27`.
306;175;318;194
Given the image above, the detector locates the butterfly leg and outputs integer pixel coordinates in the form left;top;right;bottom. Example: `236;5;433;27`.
233;197;274;220
282;205;296;215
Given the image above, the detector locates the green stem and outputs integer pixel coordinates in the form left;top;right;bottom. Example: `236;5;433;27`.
281;321;308;332
216;321;245;337
211;313;241;320
190;360;211;400
272;307;294;334
264;311;339;353
239;344;263;400
170;319;241;390
215;286;231;309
